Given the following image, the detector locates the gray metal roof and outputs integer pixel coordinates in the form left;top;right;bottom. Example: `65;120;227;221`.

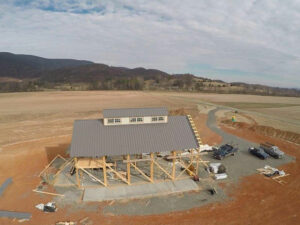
70;116;198;157
102;107;168;118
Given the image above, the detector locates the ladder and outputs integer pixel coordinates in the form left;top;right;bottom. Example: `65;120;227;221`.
187;114;202;147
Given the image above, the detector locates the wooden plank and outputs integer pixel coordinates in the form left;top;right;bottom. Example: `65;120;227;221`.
177;160;195;177
75;158;81;188
33;189;64;197
76;158;113;169
167;152;207;159
80;168;106;186
102;156;107;186
130;162;153;183
123;158;152;163
172;151;176;180
150;153;154;182
196;153;200;175
106;164;129;184
273;174;290;180
127;154;131;184
39;155;60;177
176;160;195;179
54;158;74;178
153;160;173;179
54;154;67;162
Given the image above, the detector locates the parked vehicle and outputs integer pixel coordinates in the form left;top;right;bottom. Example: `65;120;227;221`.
248;147;270;160
260;142;284;159
213;144;238;160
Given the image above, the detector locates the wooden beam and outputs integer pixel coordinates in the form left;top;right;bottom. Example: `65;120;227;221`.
39;155;60;177
195;154;200;175
177;160;196;177
150;152;154;182
172;151;176;180
33;189;64;197
273;174;290;180
123;158;152;163
166;152;207;159
80;168;106;186
102;156;107;186
153;160;173;180
177;160;195;179
130;162;153;183
76;158;113;169
54;158;74;178
75;158;81;188
106;164;129;184
127;154;131;185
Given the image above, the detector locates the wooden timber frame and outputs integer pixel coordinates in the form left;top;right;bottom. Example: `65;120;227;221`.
72;149;208;188
69;115;207;188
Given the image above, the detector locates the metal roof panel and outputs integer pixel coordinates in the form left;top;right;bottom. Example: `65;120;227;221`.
70;116;198;157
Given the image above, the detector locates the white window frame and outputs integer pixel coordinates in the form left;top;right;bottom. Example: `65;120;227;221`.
107;118;114;124
114;118;121;123
137;117;143;122
158;116;164;121
152;117;158;122
130;117;137;123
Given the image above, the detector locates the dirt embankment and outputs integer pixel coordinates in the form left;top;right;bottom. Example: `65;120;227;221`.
221;119;300;145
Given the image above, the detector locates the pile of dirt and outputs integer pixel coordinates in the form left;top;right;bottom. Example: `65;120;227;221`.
221;119;300;144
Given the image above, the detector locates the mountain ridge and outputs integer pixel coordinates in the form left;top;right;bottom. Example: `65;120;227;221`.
0;52;299;97
0;52;93;78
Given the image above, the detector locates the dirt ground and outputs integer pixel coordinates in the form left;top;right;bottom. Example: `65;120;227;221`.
0;91;299;225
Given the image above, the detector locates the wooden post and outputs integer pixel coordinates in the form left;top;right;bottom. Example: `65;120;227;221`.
172;151;176;180
75;158;81;188
196;149;200;176
150;152;154;182
102;156;107;186
127;154;131;185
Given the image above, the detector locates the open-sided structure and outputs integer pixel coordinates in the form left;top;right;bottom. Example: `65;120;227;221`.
68;107;206;188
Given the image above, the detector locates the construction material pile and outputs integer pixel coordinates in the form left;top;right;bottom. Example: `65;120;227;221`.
199;144;214;152
257;165;285;177
209;163;227;180
35;202;57;213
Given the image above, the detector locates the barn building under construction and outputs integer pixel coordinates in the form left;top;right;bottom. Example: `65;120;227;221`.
68;107;205;188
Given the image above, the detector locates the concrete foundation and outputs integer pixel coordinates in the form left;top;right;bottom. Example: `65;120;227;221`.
83;179;199;202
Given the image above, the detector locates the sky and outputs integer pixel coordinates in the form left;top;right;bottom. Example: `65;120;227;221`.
0;0;299;88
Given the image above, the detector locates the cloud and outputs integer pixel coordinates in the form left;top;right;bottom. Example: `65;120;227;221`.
0;0;299;87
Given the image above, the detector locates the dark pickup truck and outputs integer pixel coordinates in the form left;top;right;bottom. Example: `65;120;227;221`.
260;142;284;159
213;144;238;160
248;147;270;160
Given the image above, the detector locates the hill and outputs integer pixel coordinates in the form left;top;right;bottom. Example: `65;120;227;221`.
0;52;299;97
0;52;93;78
